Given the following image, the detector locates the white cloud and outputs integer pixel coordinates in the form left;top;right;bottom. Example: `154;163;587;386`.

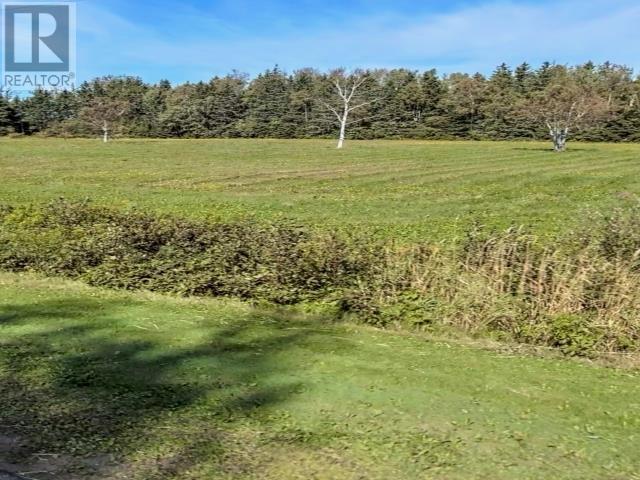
76;0;640;82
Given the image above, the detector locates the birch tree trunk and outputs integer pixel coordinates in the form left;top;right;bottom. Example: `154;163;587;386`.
322;72;375;150
102;120;109;143
337;107;348;149
549;126;568;152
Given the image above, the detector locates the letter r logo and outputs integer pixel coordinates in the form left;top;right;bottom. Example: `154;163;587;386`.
3;3;71;72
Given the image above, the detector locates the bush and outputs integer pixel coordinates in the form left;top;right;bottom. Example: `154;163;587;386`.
340;289;442;328
0;200;379;303
2;200;640;356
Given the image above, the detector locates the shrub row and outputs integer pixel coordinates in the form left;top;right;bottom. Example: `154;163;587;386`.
2;200;640;356
0;200;380;304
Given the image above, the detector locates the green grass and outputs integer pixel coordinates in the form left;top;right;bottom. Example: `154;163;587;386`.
3;138;640;478
1;272;639;479
2;138;640;239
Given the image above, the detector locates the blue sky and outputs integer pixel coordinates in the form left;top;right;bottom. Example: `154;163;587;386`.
77;0;640;84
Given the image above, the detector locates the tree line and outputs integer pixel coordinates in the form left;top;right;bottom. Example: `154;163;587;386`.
1;62;639;146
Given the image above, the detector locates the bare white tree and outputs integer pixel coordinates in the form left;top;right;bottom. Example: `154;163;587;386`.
523;67;610;152
322;71;376;149
80;97;129;143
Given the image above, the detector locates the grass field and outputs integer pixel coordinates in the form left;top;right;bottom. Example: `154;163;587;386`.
2;138;640;239
1;272;639;479
2;138;640;479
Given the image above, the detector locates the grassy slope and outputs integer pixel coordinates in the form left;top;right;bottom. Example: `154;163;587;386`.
2;138;640;239
1;272;639;479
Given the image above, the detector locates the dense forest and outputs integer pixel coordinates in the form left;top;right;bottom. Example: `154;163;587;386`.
1;61;639;142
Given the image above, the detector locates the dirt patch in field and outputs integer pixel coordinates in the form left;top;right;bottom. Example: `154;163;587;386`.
0;433;121;480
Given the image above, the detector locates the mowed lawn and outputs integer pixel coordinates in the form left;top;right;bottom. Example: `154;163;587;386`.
2;138;640;238
1;272;639;479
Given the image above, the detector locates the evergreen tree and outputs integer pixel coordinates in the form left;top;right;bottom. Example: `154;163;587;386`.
480;64;522;138
203;74;247;136
370;69;420;138
242;67;295;138
160;83;209;137
0;96;15;135
533;62;555;90
418;69;447;137
19;89;57;133
2;61;636;142
441;73;486;138
289;68;325;137
137;80;171;137
514;62;535;94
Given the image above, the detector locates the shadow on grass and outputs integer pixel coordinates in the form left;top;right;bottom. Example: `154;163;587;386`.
511;146;599;153
0;297;343;479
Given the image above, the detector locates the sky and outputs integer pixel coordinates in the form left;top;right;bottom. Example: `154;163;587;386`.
75;0;640;84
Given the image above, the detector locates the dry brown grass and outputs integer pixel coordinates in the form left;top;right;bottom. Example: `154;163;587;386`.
345;215;640;355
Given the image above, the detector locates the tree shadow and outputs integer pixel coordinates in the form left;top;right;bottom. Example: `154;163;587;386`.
0;297;346;479
511;146;599;153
